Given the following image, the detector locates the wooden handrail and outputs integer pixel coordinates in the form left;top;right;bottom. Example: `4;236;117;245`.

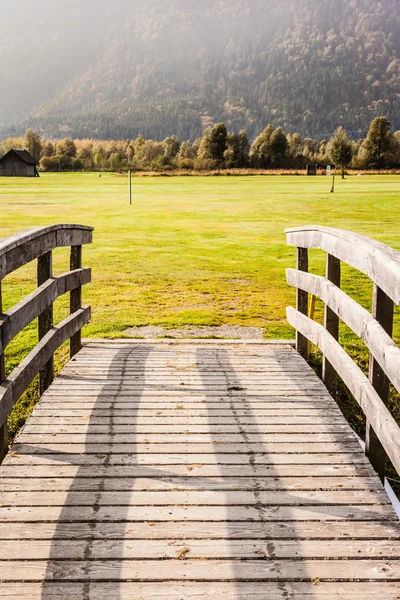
0;225;93;461
286;225;400;305
286;225;400;482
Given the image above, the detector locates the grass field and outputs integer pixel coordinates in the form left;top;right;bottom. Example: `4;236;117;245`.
1;172;400;447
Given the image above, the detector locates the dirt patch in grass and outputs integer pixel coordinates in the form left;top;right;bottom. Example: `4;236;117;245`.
124;324;265;339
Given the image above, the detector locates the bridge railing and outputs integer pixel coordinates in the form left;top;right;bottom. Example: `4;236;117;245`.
286;225;400;482
0;224;93;461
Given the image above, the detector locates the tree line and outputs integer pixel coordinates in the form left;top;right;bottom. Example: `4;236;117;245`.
1;117;400;174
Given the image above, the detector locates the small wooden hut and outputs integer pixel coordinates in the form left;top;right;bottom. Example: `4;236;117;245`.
0;149;39;177
306;164;317;176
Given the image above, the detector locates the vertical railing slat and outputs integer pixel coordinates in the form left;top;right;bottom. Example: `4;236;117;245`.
70;245;83;357
37;251;54;395
322;254;341;397
0;281;8;461
296;247;309;358
365;284;394;482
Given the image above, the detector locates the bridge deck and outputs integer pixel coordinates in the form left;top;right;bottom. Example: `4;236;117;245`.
0;340;399;599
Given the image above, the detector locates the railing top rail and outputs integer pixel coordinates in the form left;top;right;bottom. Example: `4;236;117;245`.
0;224;94;280
286;225;400;305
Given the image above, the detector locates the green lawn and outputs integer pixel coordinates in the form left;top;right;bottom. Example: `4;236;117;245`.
1;172;400;445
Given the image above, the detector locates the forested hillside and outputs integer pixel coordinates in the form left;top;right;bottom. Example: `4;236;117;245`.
1;0;399;141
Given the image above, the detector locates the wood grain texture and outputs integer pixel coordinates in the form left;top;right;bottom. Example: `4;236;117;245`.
0;225;93;279
0;341;398;598
286;225;400;305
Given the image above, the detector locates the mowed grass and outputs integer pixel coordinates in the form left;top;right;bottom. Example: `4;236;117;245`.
1;172;400;447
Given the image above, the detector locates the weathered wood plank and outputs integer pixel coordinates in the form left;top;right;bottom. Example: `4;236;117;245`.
0;463;373;478
0;559;399;581
0;225;93;279
0;520;398;540
366;283;394;481
2;582;400;600
0;504;395;522
8;441;365;455
16;432;358;444
286;225;400;305
0;475;380;492
1;539;399;560
0;489;387;507
21;423;352;434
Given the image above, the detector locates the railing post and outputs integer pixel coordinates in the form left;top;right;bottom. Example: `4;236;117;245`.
365;284;394;483
0;281;8;462
70;245;83;357
37;251;54;395
296;247;309;358
322;254;341;398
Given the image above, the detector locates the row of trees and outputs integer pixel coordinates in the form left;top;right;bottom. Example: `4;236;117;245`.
1;117;400;174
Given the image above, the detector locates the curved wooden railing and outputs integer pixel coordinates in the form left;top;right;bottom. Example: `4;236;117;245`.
286;225;400;482
0;225;93;460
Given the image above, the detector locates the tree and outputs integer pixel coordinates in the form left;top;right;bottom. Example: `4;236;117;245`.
25;129;42;161
358;117;397;168
224;130;250;168
42;141;55;157
327;127;353;178
270;127;288;166
163;135;181;160
57;138;77;158
209;123;228;163
250;124;274;168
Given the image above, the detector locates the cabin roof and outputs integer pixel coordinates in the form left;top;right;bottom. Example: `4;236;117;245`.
0;149;38;165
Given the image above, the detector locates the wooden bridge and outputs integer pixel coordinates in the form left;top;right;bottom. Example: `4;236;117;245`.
0;224;400;599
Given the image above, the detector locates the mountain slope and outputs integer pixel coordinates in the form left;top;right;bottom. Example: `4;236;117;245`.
1;0;399;140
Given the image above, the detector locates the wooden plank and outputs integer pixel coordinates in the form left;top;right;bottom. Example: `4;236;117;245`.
27;414;348;424
5;451;370;466
1;539;399;560
2;582;400;600
0;559;399;581
16;432;358;444
21;423;352;434
0;225;93;279
366;284;394;481
286;307;400;474
0;504;395;522
286;225;400;305
322;254;340;397
0;489;387;507
70;245;83;357
0;520;398;540
0;281;7;463
0;464;374;478
3;453;371;468
8;441;365;454
37;250;54;395
0;476;381;492
37;396;335;404
29;407;345;417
